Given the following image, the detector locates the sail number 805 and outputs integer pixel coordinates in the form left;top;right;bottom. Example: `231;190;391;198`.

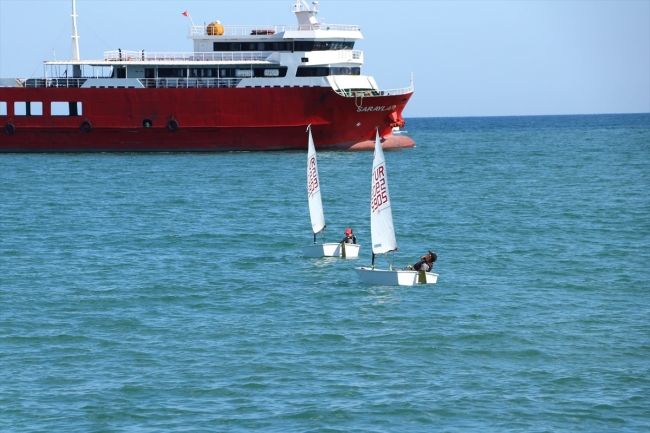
371;166;388;212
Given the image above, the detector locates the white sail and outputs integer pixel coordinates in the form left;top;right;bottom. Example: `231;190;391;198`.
307;127;326;234
370;130;398;254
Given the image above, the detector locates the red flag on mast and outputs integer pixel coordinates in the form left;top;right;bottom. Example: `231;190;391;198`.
182;11;189;17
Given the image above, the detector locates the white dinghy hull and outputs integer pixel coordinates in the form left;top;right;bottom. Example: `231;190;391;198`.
302;243;360;258
355;267;438;286
340;243;360;258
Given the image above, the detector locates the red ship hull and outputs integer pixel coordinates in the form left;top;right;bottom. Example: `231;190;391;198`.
0;87;414;152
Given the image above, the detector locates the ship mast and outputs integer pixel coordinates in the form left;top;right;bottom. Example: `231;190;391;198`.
71;0;80;61
292;0;319;28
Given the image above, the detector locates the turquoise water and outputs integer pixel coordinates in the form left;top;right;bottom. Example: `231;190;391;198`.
1;114;648;432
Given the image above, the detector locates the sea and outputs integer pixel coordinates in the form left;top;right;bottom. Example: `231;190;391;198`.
1;114;648;432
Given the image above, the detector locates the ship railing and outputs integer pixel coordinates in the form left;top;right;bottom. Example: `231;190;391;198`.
335;85;414;98
103;51;274;62
138;78;242;89
22;77;242;89
24;78;87;88
188;23;360;37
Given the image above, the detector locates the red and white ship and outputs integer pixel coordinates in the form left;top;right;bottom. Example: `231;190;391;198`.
0;0;414;152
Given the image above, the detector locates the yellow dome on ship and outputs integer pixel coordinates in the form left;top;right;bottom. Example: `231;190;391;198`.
207;21;224;36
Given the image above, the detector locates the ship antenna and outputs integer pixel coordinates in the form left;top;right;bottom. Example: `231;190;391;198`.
71;0;80;61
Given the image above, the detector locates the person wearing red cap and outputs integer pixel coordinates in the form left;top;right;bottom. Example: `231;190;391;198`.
341;228;356;244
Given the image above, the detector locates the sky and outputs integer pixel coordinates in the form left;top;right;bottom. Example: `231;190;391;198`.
0;0;648;117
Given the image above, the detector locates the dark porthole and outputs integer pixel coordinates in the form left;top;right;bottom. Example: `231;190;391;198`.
143;119;153;128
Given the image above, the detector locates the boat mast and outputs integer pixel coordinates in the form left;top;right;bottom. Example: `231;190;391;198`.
71;0;80;61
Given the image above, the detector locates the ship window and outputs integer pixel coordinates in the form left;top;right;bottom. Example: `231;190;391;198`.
251;67;287;78
214;42;291;52
213;42;239;51
313;41;331;50
14;102;26;116
272;42;290;51
158;68;186;78
296;67;329;77
51;102;67;116
145;69;155;78
0;102;6;116
30;102;43;116
294;41;354;52
235;69;252;78
330;42;354;50
296;66;361;77
330;67;361;76
51;101;82;116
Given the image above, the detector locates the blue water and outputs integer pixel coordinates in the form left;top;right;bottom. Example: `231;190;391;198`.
1;114;648;432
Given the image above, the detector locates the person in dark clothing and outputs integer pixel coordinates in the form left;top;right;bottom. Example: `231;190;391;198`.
407;250;437;272
341;228;356;244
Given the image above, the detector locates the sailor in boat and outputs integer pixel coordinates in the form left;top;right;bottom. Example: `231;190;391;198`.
407;250;438;272
340;228;357;245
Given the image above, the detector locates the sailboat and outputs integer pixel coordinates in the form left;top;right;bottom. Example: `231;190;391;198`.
355;130;438;285
301;126;360;258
